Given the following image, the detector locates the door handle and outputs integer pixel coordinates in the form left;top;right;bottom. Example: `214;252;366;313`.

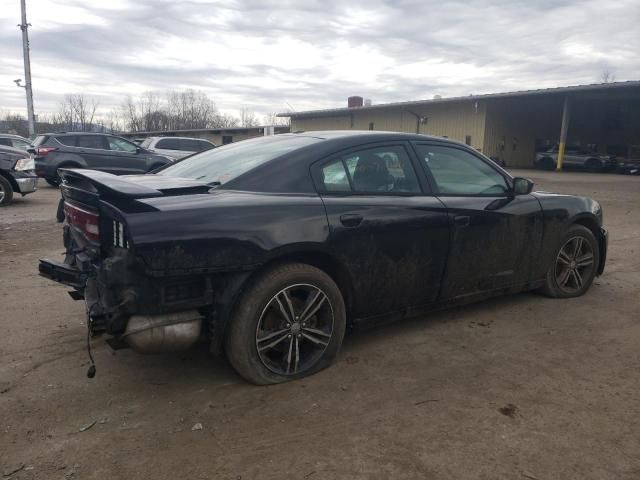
340;214;363;228
454;215;470;227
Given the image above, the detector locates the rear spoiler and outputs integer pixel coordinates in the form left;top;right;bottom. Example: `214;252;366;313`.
60;169;166;199
58;169;211;200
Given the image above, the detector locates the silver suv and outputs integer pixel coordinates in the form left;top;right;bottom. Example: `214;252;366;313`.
0;134;33;151
140;136;216;160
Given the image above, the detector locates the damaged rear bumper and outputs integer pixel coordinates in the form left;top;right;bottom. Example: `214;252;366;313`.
39;258;87;289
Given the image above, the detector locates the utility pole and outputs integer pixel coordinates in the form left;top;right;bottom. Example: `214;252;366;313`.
18;0;35;137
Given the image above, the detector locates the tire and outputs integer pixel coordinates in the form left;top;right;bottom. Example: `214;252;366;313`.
585;158;602;173
540;225;599;298
224;263;346;385
0;175;14;206
538;157;556;171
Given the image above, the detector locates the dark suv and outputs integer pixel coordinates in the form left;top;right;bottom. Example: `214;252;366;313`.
32;133;173;186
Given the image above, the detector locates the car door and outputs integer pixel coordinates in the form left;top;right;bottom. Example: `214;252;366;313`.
312;142;450;320
413;142;543;300
103;136;149;174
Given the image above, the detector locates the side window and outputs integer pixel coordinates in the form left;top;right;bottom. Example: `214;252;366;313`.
107;136;138;153
318;145;421;194
57;136;78;147
77;135;107;150
198;140;214;151
346;146;420;193
13;139;31;150
0;138;12;147
321;160;351;192
416;145;508;195
156;138;180;150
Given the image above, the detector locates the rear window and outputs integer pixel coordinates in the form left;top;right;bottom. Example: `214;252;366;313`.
159;135;320;185
32;135;50;146
140;138;153;148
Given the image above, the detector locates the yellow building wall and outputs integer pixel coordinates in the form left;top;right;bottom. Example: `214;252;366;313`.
290;101;487;152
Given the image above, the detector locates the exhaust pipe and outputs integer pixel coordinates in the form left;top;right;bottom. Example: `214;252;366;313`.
122;310;202;353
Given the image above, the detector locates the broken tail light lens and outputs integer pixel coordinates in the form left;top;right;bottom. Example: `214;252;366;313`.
64;202;100;242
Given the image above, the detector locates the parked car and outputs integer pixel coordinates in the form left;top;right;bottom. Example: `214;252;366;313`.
0;133;33;151
0;145;37;206
616;146;640;175
535;145;615;172
138;136;216;160
31;132;173;186
39;132;607;384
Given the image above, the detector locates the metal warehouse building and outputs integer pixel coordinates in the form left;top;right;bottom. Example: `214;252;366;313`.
280;81;640;168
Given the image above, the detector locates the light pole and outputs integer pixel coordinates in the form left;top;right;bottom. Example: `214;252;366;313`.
18;0;35;137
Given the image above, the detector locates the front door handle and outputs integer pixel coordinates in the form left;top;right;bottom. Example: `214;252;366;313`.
454;215;470;227
340;214;363;228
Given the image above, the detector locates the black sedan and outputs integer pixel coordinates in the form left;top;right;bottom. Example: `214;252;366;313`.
39;132;607;384
0;145;38;206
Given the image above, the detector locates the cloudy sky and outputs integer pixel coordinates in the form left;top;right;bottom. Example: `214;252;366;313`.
0;0;638;120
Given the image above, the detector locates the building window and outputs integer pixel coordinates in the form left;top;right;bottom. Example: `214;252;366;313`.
222;135;233;145
368;122;374;131
465;135;472;146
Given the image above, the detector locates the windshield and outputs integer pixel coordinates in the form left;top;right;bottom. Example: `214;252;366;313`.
158;135;320;184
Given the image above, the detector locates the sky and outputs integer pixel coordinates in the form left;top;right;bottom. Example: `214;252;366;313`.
0;0;638;120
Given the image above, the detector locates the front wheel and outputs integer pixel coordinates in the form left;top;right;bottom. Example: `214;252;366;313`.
0;175;14;206
224;263;346;385
540;225;599;298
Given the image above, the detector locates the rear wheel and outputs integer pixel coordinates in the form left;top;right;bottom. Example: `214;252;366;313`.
540;225;599;298
0;175;14;206
224;263;346;385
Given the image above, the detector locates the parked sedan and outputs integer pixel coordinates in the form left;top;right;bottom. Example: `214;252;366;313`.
39;132;607;384
535;145;615;172
0;145;37;206
0;134;33;151
139;136;216;160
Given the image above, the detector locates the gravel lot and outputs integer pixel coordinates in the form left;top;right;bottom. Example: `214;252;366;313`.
1;170;639;480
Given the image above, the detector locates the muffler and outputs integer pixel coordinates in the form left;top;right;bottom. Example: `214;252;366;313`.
122;310;202;353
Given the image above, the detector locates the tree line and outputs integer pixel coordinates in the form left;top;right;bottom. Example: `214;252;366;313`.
1;89;288;138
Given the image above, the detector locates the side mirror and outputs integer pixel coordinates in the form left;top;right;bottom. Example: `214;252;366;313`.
513;177;534;195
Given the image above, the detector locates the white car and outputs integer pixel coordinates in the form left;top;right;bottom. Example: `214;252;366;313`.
0;134;33;151
139;136;216;160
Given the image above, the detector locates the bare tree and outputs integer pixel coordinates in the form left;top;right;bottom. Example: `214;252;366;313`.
599;70;616;84
0;112;29;137
213;113;240;128
52;94;99;132
240;107;259;127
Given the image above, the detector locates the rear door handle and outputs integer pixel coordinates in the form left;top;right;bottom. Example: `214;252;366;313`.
340;214;363;228
454;215;470;227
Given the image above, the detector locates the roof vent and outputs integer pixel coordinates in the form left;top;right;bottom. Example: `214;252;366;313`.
348;96;364;108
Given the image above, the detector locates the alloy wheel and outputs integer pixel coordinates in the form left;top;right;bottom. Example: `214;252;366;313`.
255;283;334;376
555;235;595;294
0;183;5;203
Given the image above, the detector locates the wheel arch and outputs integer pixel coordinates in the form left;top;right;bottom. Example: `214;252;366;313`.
570;213;606;275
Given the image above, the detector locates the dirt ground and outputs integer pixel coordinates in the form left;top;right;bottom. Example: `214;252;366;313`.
1;170;639;480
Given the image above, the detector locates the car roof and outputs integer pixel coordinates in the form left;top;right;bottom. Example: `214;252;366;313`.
0;144;28;155
149;136;213;141
41;132;113;137
0;133;29;140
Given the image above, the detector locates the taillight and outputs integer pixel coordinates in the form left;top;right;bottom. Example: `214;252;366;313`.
64;202;100;242
36;147;57;156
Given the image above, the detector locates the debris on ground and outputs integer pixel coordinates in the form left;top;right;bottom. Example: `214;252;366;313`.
191;423;203;431
521;471;539;480
498;404;517;418
79;420;97;432
3;463;25;478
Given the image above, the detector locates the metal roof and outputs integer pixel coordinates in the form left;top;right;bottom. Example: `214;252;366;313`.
120;125;290;136
279;80;640;119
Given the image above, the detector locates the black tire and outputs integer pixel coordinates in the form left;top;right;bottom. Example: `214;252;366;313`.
585;158;602;173
0;175;14;206
540;225;599;298
539;157;556;171
224;263;346;385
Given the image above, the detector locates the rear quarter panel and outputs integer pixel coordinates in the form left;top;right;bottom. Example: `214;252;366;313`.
123;190;331;275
